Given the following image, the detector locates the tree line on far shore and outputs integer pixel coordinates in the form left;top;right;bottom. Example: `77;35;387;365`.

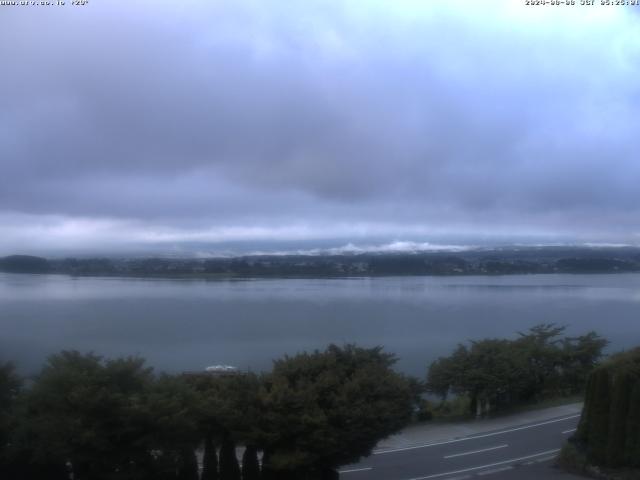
0;325;608;480
3;249;640;278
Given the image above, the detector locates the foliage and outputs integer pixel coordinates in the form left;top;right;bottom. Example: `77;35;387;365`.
0;362;20;412
16;351;156;479
426;325;608;416
415;399;434;422
574;347;640;469
430;395;472;420
1;344;417;479
259;344;414;474
0;362;21;474
188;372;263;445
134;374;203;478
557;442;588;473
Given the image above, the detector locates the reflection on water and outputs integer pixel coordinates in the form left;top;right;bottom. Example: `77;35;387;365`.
1;273;639;376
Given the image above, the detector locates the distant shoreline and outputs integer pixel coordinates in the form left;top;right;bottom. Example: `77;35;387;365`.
2;246;640;279
3;271;640;282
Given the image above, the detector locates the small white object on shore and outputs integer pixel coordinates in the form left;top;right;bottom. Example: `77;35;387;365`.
205;364;238;373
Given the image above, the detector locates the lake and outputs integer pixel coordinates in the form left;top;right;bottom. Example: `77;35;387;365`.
1;272;639;377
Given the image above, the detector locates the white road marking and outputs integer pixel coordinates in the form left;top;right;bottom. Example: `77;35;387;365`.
534;455;558;463
404;448;561;480
562;428;577;434
339;467;373;474
374;414;579;455
444;444;508;459
477;466;513;475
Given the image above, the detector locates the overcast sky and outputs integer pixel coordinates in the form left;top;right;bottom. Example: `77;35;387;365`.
1;0;639;255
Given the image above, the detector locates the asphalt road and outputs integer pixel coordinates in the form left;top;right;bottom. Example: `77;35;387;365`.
339;413;582;480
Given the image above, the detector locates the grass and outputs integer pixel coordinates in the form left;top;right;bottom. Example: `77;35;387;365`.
558;443;640;480
414;394;584;425
488;394;584;418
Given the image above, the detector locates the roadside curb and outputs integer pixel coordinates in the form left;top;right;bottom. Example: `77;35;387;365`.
373;403;584;454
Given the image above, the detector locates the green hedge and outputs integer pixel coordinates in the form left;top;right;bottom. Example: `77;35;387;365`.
575;347;640;468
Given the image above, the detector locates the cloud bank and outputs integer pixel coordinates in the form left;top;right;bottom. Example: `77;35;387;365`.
1;0;639;254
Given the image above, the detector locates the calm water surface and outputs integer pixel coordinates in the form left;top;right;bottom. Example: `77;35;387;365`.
1;273;639;376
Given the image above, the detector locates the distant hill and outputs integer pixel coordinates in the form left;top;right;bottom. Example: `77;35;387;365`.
0;255;50;273
1;247;640;278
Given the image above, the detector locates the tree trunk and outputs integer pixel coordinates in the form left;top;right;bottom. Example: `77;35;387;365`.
260;450;276;480
202;434;219;480
219;435;241;480
178;448;199;480
242;445;261;480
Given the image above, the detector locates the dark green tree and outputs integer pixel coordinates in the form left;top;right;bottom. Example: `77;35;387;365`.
188;372;262;479
605;371;633;466
624;382;640;467
574;348;640;469
428;325;608;416
135;374;203;479
0;361;20;443
426;355;456;401
20;351;154;479
560;332;608;394
0;362;21;477
259;344;414;478
514;324;566;400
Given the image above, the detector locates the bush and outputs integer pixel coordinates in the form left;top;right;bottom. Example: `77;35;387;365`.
557;442;588;473
574;347;640;471
431;395;471;420
415;399;433;422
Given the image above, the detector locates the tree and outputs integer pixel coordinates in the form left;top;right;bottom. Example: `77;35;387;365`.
426;355;455;401
20;351;154;479
201;433;219;480
135;374;203;479
560;332;608;394
462;339;524;416
188;372;262;479
515;324;566;400
0;361;20;442
427;325;608;416
624;382;640;467
259;344;414;478
0;362;21;476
